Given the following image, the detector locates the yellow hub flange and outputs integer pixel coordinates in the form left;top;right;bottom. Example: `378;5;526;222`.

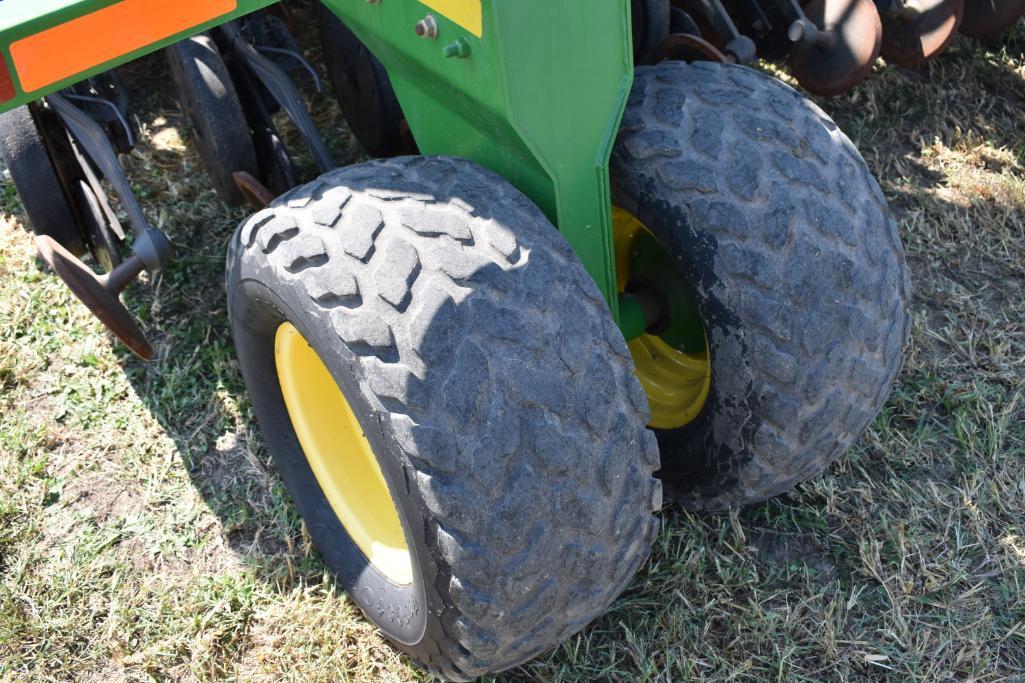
275;323;413;585
613;206;712;430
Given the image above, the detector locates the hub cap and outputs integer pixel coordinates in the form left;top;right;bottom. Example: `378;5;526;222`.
275;323;413;585
614;206;711;430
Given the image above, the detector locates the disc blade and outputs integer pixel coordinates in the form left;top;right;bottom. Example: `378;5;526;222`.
35;235;153;360
881;0;963;66
789;0;884;96
960;0;1025;39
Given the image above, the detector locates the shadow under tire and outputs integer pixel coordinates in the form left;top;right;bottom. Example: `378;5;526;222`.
167;33;258;206
611;62;910;510
226;156;661;680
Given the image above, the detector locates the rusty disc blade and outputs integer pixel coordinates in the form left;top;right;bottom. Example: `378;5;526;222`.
789;0;884;96
959;0;1025;39
233;171;275;210
35;235;154;360
655;33;730;63
881;0;964;66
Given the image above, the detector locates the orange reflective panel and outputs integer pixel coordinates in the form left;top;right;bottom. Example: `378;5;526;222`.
0;54;14;103
10;0;237;93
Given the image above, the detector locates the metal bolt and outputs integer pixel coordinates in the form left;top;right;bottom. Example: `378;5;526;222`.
442;37;471;58
788;18;834;48
415;14;439;38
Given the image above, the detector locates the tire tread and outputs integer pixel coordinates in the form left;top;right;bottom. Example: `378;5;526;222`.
613;63;910;510
230;157;661;679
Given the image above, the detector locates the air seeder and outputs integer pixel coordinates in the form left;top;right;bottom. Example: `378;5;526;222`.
0;1;910;679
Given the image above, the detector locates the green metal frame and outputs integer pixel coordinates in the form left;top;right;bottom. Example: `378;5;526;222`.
320;0;634;319
0;0;634;323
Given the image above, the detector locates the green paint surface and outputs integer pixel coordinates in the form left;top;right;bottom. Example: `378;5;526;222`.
322;0;634;318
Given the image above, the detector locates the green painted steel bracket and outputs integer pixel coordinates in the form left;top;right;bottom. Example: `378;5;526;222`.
0;0;277;113
322;0;634;321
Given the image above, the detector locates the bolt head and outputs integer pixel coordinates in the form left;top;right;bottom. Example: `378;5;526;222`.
415;14;439;38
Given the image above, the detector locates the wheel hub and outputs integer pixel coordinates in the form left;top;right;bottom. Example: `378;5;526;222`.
275;323;413;585
614;206;711;430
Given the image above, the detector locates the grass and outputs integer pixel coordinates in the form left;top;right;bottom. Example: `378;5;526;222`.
1;6;1024;681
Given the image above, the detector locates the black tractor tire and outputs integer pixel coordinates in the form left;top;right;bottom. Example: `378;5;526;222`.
611;62;910;510
318;4;417;157
167;33;259;206
632;0;672;65
226;156;661;680
0;105;86;254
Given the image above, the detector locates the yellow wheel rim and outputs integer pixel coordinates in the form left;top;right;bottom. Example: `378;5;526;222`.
614;206;712;430
275;323;413;585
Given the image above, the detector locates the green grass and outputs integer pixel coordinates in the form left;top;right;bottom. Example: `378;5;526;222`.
1;8;1024;681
